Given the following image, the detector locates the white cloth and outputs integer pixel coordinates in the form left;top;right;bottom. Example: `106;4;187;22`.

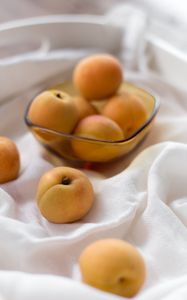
1;4;187;300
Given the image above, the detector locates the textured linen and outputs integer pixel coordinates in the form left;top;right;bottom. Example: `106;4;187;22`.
1;4;187;300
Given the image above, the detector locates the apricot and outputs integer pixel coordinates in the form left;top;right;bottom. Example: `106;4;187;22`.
73;54;123;100
73;96;98;120
37;167;94;224
28;90;79;134
0;137;20;183
73;115;124;141
71;115;124;161
102;92;147;138
79;239;146;298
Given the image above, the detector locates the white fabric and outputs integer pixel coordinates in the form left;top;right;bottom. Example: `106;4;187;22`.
1;4;187;300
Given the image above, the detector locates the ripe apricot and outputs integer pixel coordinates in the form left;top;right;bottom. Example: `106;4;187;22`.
28;90;79;134
79;239;146;298
102;92;147;138
71;115;124;161
73;96;98;120
0;137;20;183
73;54;123;100
37;167;94;223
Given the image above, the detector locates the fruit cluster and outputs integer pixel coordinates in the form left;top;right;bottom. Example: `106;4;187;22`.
73;54;147;140
0;138;146;298
0;54;147;298
28;54;147;161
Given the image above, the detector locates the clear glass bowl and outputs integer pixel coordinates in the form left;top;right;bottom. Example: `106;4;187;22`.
24;81;160;163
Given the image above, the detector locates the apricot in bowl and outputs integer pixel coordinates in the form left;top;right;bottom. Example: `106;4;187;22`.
73;54;123;100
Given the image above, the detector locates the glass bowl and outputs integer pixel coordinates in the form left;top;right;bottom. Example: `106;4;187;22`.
24;81;160;163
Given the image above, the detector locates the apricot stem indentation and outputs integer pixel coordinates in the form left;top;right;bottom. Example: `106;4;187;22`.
61;176;71;185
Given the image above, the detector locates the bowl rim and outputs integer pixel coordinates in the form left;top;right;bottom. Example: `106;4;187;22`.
24;81;160;144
